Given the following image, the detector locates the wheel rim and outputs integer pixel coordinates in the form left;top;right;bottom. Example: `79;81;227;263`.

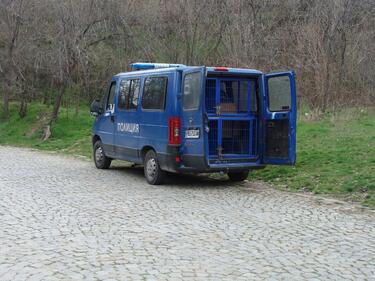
95;146;104;163
146;158;157;180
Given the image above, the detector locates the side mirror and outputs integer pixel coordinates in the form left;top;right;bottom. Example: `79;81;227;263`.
90;99;102;116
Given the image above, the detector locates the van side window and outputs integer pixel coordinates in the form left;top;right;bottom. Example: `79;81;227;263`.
183;72;201;110
267;76;291;112
106;82;116;111
118;79;140;110
100;92;107;113
142;77;167;110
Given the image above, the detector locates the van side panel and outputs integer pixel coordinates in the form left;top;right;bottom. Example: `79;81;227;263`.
114;77;142;163
138;72;176;167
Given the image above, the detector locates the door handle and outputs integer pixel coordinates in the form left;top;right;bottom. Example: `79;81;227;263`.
203;113;210;133
203;113;209;124
214;105;221;115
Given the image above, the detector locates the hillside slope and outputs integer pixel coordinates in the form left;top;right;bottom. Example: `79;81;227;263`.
1;104;374;206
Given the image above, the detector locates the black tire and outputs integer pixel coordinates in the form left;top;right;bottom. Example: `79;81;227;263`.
93;140;112;169
144;150;165;185
228;170;249;182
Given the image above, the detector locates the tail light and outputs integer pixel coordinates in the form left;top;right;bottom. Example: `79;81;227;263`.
214;66;229;71
168;117;181;145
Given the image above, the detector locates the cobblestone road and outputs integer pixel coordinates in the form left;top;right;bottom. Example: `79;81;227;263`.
0;146;375;281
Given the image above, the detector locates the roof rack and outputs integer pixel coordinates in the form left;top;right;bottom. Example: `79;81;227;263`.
130;62;186;71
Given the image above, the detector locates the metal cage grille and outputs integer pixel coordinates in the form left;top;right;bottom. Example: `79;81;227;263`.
205;80;216;114
208;120;218;156
207;119;257;158
205;77;259;161
220;81;249;114
222;120;250;155
205;79;257;115
251;120;258;156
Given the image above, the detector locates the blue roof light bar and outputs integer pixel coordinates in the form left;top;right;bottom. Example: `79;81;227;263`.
130;62;186;71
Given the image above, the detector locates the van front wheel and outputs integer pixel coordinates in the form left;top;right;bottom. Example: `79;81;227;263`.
228;170;249;182
144;150;165;185
93;141;111;169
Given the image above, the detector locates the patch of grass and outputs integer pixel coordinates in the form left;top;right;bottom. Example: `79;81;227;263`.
252;107;375;207
1;103;374;207
0;103;93;158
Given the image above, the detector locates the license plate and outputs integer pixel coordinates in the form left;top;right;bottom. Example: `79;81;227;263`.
185;129;200;139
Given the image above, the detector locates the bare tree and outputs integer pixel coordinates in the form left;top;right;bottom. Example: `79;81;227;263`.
1;0;374;121
0;0;25;118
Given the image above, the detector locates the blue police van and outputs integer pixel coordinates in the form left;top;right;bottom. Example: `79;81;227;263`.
90;63;296;185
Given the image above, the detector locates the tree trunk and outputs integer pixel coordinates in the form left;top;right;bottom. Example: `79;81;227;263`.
42;125;51;141
2;86;10;119
18;99;27;118
51;84;66;122
322;60;331;112
3;52;16;119
75;88;80;116
43;91;49;105
42;83;66;141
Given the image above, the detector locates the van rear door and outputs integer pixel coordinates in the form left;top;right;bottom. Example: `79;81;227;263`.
181;67;206;161
262;71;296;165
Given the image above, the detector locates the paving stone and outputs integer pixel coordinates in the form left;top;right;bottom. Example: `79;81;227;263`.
0;146;374;280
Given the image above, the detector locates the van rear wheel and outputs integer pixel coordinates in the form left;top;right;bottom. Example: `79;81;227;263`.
93;141;111;169
144;150;165;185
228;170;249;182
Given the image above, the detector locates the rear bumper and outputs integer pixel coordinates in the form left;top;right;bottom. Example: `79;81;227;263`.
158;146;265;174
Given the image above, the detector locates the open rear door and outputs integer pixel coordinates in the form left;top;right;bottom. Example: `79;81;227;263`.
262;71;296;165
